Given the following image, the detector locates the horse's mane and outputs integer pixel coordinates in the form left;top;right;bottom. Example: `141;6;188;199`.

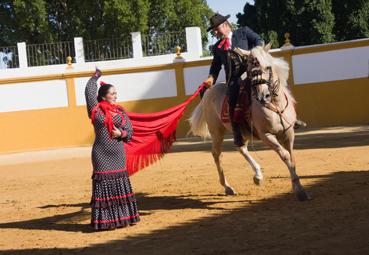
250;46;296;104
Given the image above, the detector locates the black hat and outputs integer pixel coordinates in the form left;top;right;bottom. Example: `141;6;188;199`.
207;13;231;32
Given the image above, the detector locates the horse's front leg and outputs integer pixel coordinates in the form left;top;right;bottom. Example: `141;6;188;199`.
260;132;311;201
211;133;236;195
238;142;263;185
281;130;312;201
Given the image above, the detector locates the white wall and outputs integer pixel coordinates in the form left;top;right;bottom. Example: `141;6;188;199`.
184;65;226;95
1;39;369;113
292;46;369;85
74;70;177;105
0;80;68;112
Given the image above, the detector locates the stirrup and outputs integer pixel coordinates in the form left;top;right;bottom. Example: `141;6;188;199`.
294;120;307;129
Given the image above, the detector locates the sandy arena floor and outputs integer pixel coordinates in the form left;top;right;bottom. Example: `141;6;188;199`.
0;126;368;255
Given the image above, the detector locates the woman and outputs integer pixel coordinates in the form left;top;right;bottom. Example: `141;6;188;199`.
85;68;139;230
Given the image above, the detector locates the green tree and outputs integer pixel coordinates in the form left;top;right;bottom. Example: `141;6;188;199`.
147;0;213;46
46;0;102;41
0;0;212;46
0;0;51;45
237;0;335;47
102;0;150;36
332;0;369;41
46;0;149;41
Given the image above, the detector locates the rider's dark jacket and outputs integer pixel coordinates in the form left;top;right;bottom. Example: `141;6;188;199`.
209;26;264;84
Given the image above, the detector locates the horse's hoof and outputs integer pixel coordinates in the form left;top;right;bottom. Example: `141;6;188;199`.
225;187;237;196
296;190;312;201
253;176;263;186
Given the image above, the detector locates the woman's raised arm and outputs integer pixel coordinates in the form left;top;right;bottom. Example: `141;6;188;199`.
85;69;101;118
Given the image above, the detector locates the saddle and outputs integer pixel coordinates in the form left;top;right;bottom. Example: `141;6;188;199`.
221;95;231;123
220;95;251;124
221;80;251;123
220;83;259;139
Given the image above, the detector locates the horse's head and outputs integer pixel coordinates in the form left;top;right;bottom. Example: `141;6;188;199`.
234;43;280;105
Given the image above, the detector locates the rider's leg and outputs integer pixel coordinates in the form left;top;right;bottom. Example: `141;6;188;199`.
228;78;244;147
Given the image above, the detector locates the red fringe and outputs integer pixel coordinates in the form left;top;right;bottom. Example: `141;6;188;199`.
125;83;205;176
91;101;126;139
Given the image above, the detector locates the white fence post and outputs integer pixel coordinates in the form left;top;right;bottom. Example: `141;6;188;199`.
17;42;28;68
131;32;143;58
185;27;203;59
74;37;85;64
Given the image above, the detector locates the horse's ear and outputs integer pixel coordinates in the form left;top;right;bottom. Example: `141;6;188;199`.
235;47;250;56
264;42;272;52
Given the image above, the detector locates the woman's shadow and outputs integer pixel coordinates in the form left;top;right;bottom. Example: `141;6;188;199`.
0;193;225;233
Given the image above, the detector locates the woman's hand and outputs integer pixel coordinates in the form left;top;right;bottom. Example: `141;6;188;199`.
112;125;122;138
94;67;102;78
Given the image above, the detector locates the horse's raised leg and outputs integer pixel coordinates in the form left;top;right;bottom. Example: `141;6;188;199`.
282;132;312;201
211;132;236;195
260;133;311;201
238;142;263;185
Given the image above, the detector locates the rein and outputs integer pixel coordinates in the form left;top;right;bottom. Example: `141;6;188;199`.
246;56;294;133
228;50;295;133
264;93;294;132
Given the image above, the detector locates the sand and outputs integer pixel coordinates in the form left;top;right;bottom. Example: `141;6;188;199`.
0;126;368;255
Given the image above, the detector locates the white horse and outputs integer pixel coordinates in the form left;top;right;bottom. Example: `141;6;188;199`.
189;43;311;201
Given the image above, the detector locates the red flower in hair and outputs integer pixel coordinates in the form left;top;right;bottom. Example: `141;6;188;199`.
100;81;108;86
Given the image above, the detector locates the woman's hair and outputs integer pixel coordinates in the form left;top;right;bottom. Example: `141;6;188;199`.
97;84;114;102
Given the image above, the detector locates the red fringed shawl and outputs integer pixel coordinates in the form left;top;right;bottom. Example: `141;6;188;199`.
91;101;125;138
124;83;205;176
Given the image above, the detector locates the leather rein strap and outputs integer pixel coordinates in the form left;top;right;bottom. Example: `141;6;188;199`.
264;93;294;132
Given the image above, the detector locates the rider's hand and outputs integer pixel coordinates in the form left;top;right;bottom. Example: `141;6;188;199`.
204;76;214;88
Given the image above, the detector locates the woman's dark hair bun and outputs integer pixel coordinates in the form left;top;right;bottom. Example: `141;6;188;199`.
97;84;114;102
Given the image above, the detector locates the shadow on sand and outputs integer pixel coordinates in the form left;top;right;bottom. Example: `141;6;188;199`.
1;170;368;254
171;126;369;153
0;193;230;234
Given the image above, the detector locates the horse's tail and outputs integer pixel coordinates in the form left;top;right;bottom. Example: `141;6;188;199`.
188;99;210;138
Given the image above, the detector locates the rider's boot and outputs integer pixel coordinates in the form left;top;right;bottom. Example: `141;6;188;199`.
231;121;245;147
294;119;307;129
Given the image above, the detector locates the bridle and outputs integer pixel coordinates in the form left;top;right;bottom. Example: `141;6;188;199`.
246;55;280;100
232;51;294;132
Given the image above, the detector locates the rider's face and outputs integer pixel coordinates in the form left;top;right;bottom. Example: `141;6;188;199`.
212;22;229;38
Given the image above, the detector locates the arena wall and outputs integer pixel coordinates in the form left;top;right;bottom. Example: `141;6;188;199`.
0;39;368;153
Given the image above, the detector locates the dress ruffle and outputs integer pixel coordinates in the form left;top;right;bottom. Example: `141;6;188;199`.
91;169;129;181
90;194;137;208
91;174;139;230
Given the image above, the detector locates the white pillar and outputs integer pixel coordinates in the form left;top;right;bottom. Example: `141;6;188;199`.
74;37;85;64
185;27;203;59
131;32;143;58
17;42;28;68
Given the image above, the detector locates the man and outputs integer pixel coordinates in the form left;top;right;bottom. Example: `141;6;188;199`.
204;13;264;147
203;13;306;148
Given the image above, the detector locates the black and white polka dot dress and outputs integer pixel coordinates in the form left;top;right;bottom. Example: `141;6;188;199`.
85;76;139;230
